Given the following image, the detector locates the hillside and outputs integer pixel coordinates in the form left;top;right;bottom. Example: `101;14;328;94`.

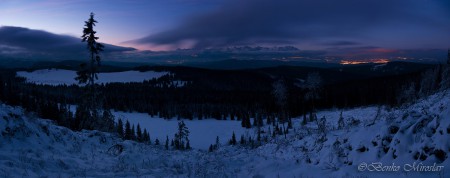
0;90;449;177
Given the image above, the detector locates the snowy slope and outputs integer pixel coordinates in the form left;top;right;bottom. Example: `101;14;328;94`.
251;91;450;178
1;90;449;177
16;69;168;85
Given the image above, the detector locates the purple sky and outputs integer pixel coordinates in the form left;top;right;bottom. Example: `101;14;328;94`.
1;0;449;53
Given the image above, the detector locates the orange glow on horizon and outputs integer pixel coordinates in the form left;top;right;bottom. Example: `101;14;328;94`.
340;59;390;65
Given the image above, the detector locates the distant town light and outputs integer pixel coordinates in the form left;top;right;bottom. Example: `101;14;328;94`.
340;59;390;65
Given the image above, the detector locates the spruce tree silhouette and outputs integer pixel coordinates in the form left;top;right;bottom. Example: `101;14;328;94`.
76;12;104;105
80;13;104;78
75;12;106;131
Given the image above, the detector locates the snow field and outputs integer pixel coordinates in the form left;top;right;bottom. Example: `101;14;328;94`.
16;69;169;85
113;111;249;149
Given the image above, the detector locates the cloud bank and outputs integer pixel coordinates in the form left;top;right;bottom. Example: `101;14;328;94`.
0;26;135;59
132;0;450;49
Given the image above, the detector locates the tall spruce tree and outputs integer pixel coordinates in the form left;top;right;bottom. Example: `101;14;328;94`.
230;131;237;145
116;119;124;138
240;135;246;145
142;128;147;141
136;124;142;142
165;136;169;150
124;120;132;140
174;121;190;150
272;78;288;138
101;109;115;132
131;124;136;141
77;12;104;92
75;12;105;130
215;136;220;149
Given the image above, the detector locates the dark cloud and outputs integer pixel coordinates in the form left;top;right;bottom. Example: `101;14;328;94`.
0;26;135;58
322;41;360;46
131;0;450;49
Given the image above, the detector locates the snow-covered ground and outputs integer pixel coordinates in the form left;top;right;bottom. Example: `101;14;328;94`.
16;69;169;85
1;90;449;177
114;111;248;149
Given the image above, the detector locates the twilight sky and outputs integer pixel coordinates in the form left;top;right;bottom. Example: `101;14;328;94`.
1;0;450;52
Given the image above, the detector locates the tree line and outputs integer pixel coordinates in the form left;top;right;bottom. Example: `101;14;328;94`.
2;64;448;129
